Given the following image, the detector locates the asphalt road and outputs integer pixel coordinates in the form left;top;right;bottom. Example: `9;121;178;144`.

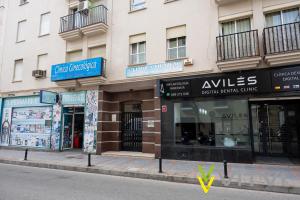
0;164;299;200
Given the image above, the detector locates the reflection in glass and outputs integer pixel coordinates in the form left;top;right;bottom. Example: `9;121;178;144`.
174;99;250;148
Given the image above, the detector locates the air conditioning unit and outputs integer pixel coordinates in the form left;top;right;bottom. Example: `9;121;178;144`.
32;70;46;79
183;58;193;66
78;0;91;11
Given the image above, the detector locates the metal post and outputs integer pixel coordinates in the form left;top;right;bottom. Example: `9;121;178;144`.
24;148;28;161
224;160;228;179
88;153;91;167
159;157;162;173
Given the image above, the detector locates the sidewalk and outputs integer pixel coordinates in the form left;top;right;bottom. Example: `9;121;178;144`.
0;149;299;195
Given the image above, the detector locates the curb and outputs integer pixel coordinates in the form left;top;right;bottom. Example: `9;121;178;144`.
0;159;299;195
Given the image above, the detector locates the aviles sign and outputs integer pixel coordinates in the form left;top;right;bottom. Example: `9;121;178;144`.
199;75;259;95
202;76;257;89
51;57;103;81
160;70;271;98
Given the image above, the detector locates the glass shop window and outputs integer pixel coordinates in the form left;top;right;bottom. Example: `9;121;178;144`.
174;99;250;148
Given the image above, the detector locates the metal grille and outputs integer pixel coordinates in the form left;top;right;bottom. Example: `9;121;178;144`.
216;30;260;62
59;5;108;33
121;112;143;152
264;22;300;55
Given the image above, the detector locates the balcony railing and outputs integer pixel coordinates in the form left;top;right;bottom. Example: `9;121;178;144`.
59;5;108;33
216;30;260;62
264;21;300;55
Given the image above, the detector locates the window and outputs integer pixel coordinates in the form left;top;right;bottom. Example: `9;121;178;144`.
167;37;186;60
66;50;82;62
264;8;300;54
88;45;106;59
37;54;48;70
220;18;253;60
174;99;250;148
130;42;146;65
130;0;145;11
16;20;26;42
221;18;251;35
265;8;300;27
13;59;23;82
39;12;50;36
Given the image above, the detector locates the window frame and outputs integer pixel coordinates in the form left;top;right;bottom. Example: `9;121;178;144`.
39;12;51;37
130;0;146;12
37;53;48;70
13;59;23;82
167;36;186;60
16;20;26;43
129;41;146;65
265;7;300;27
220;17;252;35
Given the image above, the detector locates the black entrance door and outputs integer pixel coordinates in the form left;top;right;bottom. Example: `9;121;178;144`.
251;101;300;158
121;112;143;152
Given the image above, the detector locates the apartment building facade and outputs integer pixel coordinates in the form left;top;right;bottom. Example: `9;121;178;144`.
0;0;299;163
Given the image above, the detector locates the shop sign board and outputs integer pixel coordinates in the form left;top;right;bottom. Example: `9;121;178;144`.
40;90;58;104
271;66;300;92
51;57;103;81
3;96;44;108
160;70;272;98
61;91;86;105
126;61;183;78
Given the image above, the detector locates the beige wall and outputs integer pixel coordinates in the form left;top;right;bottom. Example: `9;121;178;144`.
0;0;67;95
0;0;300;95
108;0;219;83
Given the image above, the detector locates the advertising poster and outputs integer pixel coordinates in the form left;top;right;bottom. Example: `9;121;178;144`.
0;108;12;146
51;104;62;150
10;107;53;148
84;90;98;153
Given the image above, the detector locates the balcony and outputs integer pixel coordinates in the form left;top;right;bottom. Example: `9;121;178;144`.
59;5;108;41
264;21;300;66
216;30;261;72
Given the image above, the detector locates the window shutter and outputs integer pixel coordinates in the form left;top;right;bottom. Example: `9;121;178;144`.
66;50;82;62
129;33;146;44
166;25;186;39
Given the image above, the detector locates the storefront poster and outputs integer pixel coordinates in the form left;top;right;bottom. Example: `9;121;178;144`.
272;66;300;92
10;107;52;148
84;90;98;153
0;108;12;146
51;104;62;150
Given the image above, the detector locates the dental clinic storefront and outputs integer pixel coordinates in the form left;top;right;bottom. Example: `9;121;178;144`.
0;57;104;153
160;66;300;163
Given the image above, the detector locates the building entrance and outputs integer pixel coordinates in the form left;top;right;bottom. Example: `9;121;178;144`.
121;102;143;152
62;107;85;150
251;101;300;160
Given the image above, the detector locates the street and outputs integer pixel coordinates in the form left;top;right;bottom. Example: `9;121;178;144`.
0;164;298;200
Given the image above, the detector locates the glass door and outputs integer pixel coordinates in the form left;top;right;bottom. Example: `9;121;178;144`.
251;103;293;156
62;113;73;150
